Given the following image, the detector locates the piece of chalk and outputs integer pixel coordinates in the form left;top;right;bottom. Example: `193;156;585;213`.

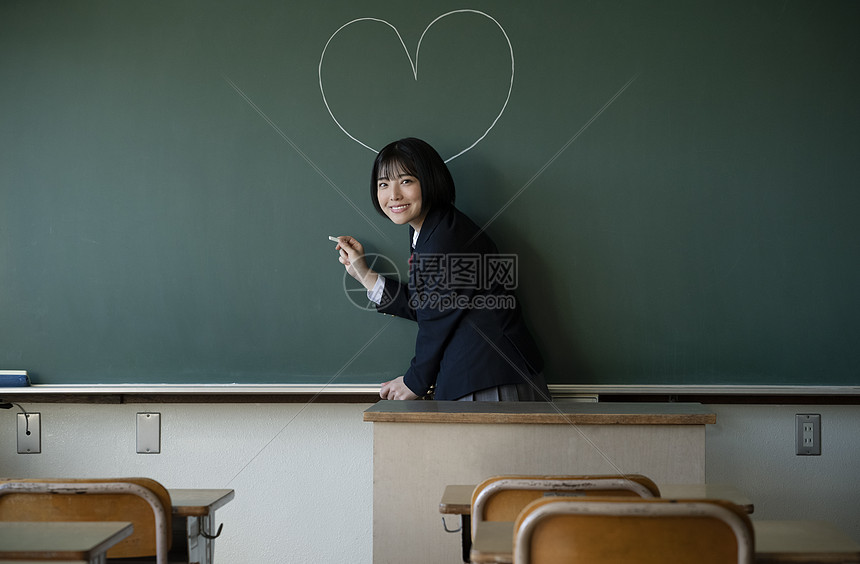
328;236;339;242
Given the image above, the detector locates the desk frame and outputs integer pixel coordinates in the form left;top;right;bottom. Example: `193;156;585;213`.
168;489;234;564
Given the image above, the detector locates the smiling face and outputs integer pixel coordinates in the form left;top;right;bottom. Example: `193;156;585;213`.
376;163;427;230
370;138;455;230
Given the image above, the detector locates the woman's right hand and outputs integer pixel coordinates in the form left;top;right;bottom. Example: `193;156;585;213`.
333;236;378;291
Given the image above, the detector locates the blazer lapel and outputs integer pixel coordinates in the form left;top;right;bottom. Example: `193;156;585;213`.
412;206;446;253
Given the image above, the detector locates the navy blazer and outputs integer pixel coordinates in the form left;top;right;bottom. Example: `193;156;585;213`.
377;205;544;400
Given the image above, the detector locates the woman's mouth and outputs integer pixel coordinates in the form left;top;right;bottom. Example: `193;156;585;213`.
389;204;410;213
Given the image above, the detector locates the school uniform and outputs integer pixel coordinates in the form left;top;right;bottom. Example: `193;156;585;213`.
374;204;548;401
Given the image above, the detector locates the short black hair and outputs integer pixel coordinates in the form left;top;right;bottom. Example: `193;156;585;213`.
370;138;456;217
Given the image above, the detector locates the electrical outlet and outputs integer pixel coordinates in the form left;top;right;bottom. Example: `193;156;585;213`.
796;414;821;455
17;412;41;454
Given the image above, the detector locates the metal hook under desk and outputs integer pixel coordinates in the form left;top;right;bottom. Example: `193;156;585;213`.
200;522;224;539
441;516;462;533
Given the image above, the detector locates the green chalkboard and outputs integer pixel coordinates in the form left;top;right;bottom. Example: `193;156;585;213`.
1;1;859;387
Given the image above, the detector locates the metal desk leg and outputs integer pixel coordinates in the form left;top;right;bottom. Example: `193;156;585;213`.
186;515;209;564
461;515;471;563
200;513;215;564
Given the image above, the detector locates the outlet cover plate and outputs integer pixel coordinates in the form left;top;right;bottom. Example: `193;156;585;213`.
17;412;41;454
136;412;161;454
796;413;821;455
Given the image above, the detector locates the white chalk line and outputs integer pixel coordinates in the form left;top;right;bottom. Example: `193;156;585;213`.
318;9;514;163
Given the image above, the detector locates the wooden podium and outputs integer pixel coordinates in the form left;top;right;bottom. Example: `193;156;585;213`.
364;400;716;563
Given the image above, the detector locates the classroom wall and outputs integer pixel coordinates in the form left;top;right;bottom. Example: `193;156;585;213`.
0;402;374;563
1;401;859;562
705;403;860;535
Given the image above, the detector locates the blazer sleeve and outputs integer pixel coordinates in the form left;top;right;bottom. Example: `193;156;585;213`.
401;297;468;397
392;252;479;397
376;277;417;321
376;271;459;397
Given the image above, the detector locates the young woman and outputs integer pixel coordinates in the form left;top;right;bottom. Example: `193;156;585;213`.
334;138;549;401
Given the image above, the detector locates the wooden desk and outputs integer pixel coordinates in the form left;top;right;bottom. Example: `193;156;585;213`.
440;482;754;562
659;483;754;514
470;520;860;564
754;521;860;564
0;521;132;563
440;482;754;515
365;400;715;563
168;489;234;564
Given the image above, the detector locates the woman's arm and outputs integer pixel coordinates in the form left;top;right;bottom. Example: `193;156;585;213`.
376;277;418;321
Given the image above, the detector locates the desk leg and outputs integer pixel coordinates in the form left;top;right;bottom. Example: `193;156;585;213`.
187;513;220;564
461;515;471;563
172;515;218;564
184;515;215;564
183;515;200;564
201;513;216;564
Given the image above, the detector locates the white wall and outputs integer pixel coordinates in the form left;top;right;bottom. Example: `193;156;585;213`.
1;400;858;563
0;402;375;563
705;404;860;543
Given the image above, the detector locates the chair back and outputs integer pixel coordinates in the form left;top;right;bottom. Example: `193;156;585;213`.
471;474;660;538
0;477;171;563
513;497;754;564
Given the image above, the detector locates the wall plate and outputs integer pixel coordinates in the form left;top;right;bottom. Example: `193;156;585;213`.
17;412;41;454
796;413;821;455
136;412;161;454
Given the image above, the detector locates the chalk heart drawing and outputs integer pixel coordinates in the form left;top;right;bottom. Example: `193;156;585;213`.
318;9;514;163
